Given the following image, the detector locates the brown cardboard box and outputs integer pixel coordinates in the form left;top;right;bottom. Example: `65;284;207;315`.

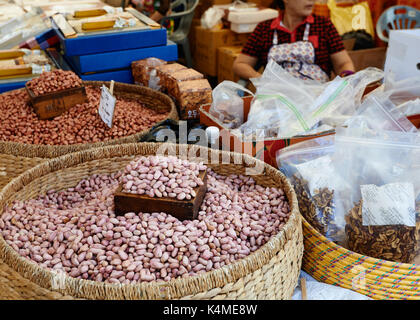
194;26;249;76
348;47;387;71
217;46;242;83
189;18;201;57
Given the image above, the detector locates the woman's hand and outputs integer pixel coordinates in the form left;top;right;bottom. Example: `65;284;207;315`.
330;50;355;77
233;54;262;80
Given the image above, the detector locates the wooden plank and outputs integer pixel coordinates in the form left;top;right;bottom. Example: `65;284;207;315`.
0;65;32;77
0;50;25;60
114;171;208;220
73;9;108;18
26;85;88;120
52;13;77;38
82;20;116;31
301;277;307;300
125;8;161;28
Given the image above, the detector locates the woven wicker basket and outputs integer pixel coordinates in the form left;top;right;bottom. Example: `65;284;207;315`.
302;218;420;300
0;143;303;300
0;81;178;159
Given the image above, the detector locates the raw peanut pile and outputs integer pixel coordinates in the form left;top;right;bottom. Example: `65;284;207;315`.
26;70;83;96
0;161;291;284
0;87;167;145
121;156;207;200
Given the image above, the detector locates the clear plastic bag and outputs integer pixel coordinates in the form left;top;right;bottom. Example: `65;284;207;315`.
277;135;348;243
209;81;254;129
383;74;420;106
236;61;383;140
333;127;420;263
277;97;418;245
131;58;167;89
395;99;420;117
345;94;418;133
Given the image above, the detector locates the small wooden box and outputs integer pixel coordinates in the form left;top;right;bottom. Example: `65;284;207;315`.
114;171;208;220
26;85;88;120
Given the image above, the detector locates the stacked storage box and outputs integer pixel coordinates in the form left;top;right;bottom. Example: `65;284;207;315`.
56;25;178;84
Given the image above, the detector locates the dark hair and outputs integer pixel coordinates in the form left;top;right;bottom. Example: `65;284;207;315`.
270;0;285;10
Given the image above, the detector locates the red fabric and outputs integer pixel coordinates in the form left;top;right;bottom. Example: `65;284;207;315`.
397;0;420;9
242;14;345;76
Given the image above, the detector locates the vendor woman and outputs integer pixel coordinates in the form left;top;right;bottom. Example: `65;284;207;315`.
233;0;355;82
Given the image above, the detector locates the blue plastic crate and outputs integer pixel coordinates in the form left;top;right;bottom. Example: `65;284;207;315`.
0;81;26;94
79;68;134;83
54;22;168;56
66;41;178;74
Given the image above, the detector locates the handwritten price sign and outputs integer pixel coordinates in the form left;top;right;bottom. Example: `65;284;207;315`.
98;81;116;128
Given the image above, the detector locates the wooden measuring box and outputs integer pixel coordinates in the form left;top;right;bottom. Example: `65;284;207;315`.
26;84;88;120
114;171;208;220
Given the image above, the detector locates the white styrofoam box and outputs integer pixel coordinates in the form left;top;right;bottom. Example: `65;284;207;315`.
227;8;278;24
231;22;258;33
384;29;420;82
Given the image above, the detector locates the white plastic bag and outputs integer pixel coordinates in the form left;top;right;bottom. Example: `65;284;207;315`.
209;81;254;129
201;7;224;29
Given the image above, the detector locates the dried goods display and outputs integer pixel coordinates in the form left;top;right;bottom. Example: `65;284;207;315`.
166;68;204;98
0;86;168;145
154;63;187;91
26;70;83;96
121;156;207;199
131;58;167;88
292;174;341;240
0;156;291;284
345;201;418;263
177;79;212;120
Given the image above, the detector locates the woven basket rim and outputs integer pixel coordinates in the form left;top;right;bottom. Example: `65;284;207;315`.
0;142;301;300
0;81;178;159
302;217;420;270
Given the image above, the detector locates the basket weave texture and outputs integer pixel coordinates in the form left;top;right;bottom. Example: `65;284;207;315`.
0;143;303;300
302;218;420;300
0;81;178;159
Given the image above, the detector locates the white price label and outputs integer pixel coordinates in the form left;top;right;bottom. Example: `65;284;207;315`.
98;84;116;128
295;155;336;196
361;183;416;227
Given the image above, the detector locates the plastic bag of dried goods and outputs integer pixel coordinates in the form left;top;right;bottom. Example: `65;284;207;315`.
235;60;383;141
209;81;254;129
278;99;418;245
277;135;349;244
334;127;420;263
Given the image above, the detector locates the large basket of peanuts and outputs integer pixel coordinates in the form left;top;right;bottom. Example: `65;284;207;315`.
0;143;303;300
0;70;178;160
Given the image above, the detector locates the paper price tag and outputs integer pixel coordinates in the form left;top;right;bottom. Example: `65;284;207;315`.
295;155;335;196
361;182;416;227
98;84;116;128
